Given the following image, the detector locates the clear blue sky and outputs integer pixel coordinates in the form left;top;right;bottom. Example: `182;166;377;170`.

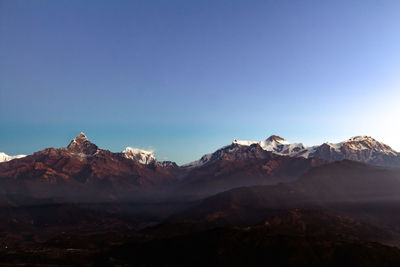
1;0;400;164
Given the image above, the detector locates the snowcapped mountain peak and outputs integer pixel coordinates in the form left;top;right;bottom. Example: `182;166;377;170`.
266;135;288;143
232;139;257;146
122;147;156;165
0;152;26;163
76;132;88;140
348;136;369;141
232;136;291;147
68;132;89;145
345;135;379;145
341;136;397;156
259;136;305;156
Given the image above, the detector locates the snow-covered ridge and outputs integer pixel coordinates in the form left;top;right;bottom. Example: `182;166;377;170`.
344;136;396;153
181;143;240;169
182;136;310;169
233;135;398;158
122;147;156;165
0;152;26;163
181;153;213;169
183;135;399;169
234;135;309;158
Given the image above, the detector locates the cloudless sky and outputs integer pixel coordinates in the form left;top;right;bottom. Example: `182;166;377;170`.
1;0;400;164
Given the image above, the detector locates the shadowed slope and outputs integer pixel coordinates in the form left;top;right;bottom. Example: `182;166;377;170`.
176;161;400;225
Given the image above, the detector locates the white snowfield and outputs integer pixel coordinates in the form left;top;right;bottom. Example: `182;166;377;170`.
183;135;399;169
122;147;156;165
0;152;26;163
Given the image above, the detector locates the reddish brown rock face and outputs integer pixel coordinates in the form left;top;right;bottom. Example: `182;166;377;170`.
0;134;177;202
177;143;326;197
66;133;99;155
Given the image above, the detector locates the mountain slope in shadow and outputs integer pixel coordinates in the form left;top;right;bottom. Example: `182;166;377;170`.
176;160;400;227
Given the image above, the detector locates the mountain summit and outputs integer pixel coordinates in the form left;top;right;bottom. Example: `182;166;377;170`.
266;135;287;142
310;136;399;165
67;132;99;155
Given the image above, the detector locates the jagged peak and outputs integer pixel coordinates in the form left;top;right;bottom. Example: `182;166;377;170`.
346;136;375;142
76;132;88;140
266;135;287;142
67;132;98;155
68;132;89;146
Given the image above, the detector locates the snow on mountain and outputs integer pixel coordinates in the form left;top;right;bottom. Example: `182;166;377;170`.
181;153;213;169
2;133;398;168
342;136;397;156
66;132;159;165
232;135;309;158
181;142;244;169
182;135;310;169
122;147;156;165
259;135;307;157
183;135;399;169
0;152;26;163
182;134;307;169
232;135;398;159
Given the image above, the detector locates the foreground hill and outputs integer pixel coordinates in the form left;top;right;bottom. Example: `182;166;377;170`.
2;209;399;266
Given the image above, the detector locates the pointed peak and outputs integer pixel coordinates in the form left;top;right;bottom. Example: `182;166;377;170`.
67;132;98;155
75;132;88;140
266;135;287;142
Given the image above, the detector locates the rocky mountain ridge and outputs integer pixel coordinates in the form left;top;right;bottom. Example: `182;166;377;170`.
184;135;400;168
0;133;177;202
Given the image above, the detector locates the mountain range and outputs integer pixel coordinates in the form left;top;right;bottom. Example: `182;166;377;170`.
2;133;399;167
0;133;399;202
1;132;400;265
183;134;400;168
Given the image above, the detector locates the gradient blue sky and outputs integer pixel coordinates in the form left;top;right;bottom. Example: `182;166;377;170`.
1;0;400;164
